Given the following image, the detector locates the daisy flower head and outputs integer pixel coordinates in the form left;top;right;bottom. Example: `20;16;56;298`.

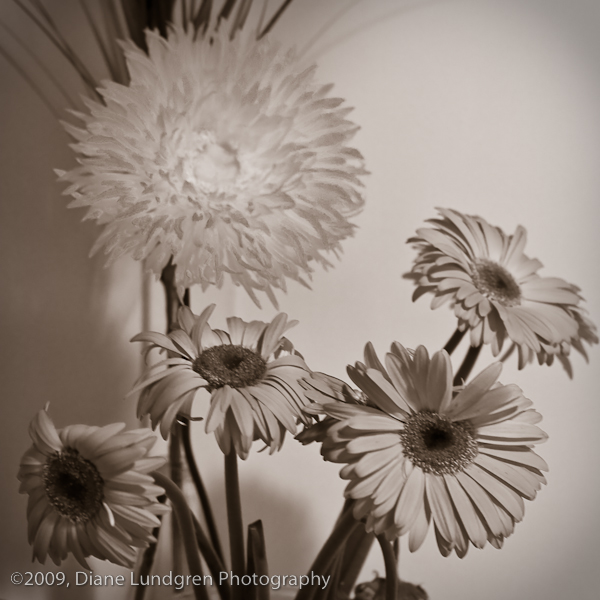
131;304;313;459
314;343;547;557
405;208;597;374
56;24;367;306
17;409;167;568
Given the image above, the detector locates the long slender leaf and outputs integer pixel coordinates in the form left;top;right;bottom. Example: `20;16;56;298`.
79;0;119;81
257;0;293;39
26;0;100;93
102;0;130;84
120;0;148;51
247;520;269;600
255;0;270;38
0;19;75;108
12;0;100;98
0;42;60;118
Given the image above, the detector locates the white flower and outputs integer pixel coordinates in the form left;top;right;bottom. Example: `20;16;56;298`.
131;305;313;459
406;208;597;374
308;343;548;557
57;25;366;305
18;410;167;568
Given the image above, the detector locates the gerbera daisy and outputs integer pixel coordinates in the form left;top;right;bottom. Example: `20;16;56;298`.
56;24;366;306
405;208;597;373
131;304;313;459
309;343;548;557
17;409;167;568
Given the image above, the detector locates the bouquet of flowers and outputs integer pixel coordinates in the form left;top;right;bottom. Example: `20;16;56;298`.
4;1;598;599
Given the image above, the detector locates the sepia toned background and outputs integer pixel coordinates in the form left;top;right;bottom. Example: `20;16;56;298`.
1;1;599;598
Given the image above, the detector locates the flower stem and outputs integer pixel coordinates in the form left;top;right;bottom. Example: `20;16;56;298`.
443;328;466;355
181;416;225;564
453;344;482;386
152;472;210;600
295;507;361;600
225;450;245;600
160;262;191;580
337;525;375;596
376;535;398;600
133;494;167;600
170;426;185;585
321;552;342;600
192;514;231;600
160;260;189;332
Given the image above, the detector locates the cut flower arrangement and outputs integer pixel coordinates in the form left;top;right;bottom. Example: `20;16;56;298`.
7;1;598;600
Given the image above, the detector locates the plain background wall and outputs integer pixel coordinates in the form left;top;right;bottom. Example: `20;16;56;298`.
1;1;599;599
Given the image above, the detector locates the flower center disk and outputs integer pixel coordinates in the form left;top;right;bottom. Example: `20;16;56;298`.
193;345;267;389
471;259;522;307
400;412;478;475
43;448;104;522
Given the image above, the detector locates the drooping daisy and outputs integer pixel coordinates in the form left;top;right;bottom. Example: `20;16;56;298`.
56;24;366;305
309;343;548;557
131;304;313;459
405;208;597;373
17;409;168;568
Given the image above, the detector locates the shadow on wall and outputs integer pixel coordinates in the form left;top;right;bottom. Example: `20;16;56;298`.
0;20;144;600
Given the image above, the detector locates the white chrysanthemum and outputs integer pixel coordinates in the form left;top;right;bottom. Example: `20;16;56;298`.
17;410;168;568
406;208;597;374
57;25;366;305
306;344;548;557
131;304;313;459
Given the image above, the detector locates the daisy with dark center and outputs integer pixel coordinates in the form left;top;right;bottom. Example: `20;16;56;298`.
405;208;597;374
131;304;313;459
307;343;548;557
18;409;167;568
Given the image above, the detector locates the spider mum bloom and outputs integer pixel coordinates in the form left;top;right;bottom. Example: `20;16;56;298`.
17;410;167;568
56;25;366;305
406;208;597;374
131;304;313;459
312;343;547;557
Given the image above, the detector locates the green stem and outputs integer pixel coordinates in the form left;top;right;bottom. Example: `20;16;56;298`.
192;514;231;600
320;552;342;600
443;328;466;355
338;526;374;597
225;450;245;600
133;494;167;600
376;535;398;600
181;417;225;564
169;427;185;584
295;508;361;600
453;344;482;386
152;473;210;600
160;263;190;582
